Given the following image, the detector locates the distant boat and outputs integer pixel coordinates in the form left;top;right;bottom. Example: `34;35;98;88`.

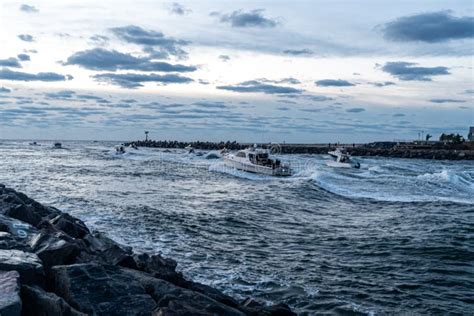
185;145;194;153
29;141;39;146
53;142;62;149
115;145;126;154
326;147;360;169
223;145;292;176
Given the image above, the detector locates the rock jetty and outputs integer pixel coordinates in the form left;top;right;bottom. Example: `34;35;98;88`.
126;140;474;160
0;184;295;316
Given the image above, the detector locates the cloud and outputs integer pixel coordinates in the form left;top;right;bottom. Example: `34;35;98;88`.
109;25;189;59
0;68;72;82
121;99;137;103
198;79;210;85
346;107;365;113
315;79;355;87
192;101;228;109
20;4;38;13
219;55;230;62
215;9;279;28
382;11;474;43
169;3;191;15
93;72;193;88
464;89;474;94
392;113;405;117
381;61;450;81
17;54;30;61
217;79;303;94
371;81;395;87
64;48;196;72
44;90;76;99
0;87;11;93
18;34;34;42
89;35;109;45
429;98;466;103
282;49;314;56
0;58;22;68
258;77;301;85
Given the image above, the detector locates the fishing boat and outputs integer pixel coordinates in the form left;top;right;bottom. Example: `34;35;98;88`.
223;145;292;176
326;147;360;169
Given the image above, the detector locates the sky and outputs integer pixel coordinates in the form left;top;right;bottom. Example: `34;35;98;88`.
0;0;473;143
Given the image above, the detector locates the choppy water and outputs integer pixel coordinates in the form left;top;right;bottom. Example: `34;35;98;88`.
1;140;473;315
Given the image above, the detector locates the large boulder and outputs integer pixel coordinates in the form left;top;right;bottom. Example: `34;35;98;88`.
29;229;81;268
0;214;38;246
123;268;245;316
50;263;157;315
21;285;86;316
0;270;22;316
133;252;183;284
49;213;89;239
0;249;44;284
79;231;136;268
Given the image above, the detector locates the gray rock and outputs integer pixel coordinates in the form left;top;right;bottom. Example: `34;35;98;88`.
133;252;182;284
0;249;44;284
50;263;157;315
21;285;86;316
30;230;80;268
50;213;89;239
4;204;42;227
80;231;136;268
0;270;22;316
0;214;38;242
124;268;245;316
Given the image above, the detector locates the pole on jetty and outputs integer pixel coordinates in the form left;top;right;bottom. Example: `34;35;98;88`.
145;131;149;142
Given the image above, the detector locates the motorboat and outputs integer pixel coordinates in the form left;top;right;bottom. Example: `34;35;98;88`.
326;147;360;169
29;141;39;146
184;145;194;153
128;143;139;150
53;142;62;149
223;145;292;176
115;145;126;154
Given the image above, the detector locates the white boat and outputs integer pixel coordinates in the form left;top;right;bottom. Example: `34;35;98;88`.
184;145;194;153
223;146;292;176
326;147;360;169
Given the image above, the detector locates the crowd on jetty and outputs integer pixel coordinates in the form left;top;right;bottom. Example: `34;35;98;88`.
0;184;295;315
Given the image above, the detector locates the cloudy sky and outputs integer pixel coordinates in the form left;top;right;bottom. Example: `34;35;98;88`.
0;0;473;142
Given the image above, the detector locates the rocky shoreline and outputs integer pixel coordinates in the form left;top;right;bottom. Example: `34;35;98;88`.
0;184;295;316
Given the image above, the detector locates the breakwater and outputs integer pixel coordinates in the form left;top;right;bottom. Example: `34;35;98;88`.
0;184;295;316
126;140;474;160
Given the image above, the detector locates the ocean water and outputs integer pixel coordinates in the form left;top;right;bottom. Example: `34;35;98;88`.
0;140;473;315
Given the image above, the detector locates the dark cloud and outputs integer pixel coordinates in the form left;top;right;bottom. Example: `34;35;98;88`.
18;34;34;42
371;81;395;87
429;98;466;103
89;35;109;45
382;11;474;43
109;25;189;59
0;58;22;68
45;90;76;99
392;113;405;117
258;77;301;85
0;87;11;93
93;72;193;89
17;54;30;61
64;48;196;72
277;107;290;111
20;4;38;13
217;79;303;94
346;107;365;113
381;61;450;81
198;79;210;85
192;101;228;109
0;68;72;82
169;3;191;15
315;79;355;87
282;49;314;56
219;55;230;62
121;99;137;103
215;9;279;28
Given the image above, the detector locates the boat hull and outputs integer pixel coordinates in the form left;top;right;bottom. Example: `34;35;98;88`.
224;157;292;176
326;160;360;169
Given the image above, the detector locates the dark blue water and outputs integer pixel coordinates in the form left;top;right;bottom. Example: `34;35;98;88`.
1;140;473;315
